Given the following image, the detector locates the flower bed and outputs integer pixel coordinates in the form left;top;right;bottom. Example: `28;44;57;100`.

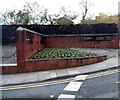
29;48;97;60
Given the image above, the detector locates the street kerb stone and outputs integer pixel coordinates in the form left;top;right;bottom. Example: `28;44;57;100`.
56;69;69;77
66;68;80;75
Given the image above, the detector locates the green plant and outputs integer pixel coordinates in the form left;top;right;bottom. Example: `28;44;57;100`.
29;48;97;60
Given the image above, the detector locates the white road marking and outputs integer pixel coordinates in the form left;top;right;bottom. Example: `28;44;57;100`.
57;94;75;100
75;75;88;80
64;81;83;91
58;75;88;100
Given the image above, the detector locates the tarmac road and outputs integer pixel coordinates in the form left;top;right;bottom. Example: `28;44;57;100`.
1;68;119;99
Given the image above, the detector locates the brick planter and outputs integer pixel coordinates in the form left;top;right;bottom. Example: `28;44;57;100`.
2;55;107;74
25;55;107;72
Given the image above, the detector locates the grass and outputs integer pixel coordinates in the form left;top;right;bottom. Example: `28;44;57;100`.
29;48;97;60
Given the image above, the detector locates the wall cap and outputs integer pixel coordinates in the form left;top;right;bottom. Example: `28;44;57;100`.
16;27;44;36
0;63;17;67
25;55;107;62
45;33;119;37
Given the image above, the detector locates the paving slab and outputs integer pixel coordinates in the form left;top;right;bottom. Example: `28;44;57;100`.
75;66;93;74
2;45;16;64
37;71;50;81
66;68;80;75
56;69;68;77
2;74;16;85
24;72;39;83
49;70;57;79
9;73;27;84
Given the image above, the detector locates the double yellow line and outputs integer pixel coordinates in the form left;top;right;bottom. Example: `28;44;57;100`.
87;69;120;79
0;69;120;91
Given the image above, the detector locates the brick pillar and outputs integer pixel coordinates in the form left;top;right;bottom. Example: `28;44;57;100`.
16;28;26;72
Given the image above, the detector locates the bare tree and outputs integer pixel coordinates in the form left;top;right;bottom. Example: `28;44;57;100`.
79;0;94;23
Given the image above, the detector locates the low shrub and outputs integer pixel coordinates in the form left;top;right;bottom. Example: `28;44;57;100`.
29;48;97;59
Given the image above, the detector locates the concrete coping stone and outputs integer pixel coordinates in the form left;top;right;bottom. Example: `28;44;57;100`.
44;33;119;37
17;27;45;36
25;55;107;62
0;63;17;67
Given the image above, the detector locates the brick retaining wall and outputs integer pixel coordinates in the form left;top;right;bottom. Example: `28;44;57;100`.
2;55;107;74
25;56;107;72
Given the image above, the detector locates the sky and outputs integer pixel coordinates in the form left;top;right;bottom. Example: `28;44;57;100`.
0;0;119;23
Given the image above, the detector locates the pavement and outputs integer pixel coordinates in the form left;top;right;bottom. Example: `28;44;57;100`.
2;45;16;64
1;48;120;86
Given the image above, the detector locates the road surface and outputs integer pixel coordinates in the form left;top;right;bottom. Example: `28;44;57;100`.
1;68;119;99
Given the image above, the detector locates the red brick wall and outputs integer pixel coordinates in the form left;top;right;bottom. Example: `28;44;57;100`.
25;56;107;72
16;29;45;70
23;31;44;60
45;35;119;48
2;56;107;74
16;30;25;70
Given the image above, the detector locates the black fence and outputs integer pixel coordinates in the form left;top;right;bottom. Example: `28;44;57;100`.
24;23;118;35
2;25;17;45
